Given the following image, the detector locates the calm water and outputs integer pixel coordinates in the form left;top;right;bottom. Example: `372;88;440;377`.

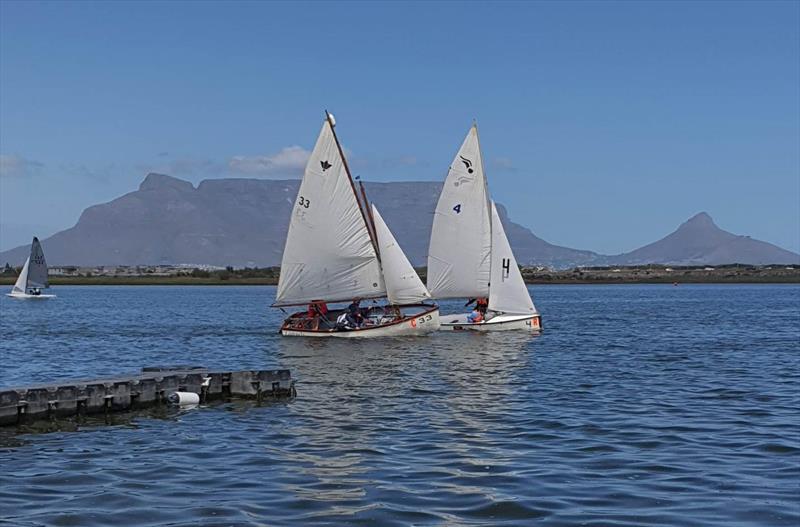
0;285;798;526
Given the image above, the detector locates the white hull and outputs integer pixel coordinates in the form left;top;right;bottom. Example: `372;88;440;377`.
281;306;440;338
6;292;56;299
439;312;541;332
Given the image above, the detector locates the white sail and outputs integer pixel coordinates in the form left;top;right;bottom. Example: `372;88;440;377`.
27;237;48;289
488;202;536;315
275;117;386;306
371;205;431;305
427;124;492;299
12;257;30;293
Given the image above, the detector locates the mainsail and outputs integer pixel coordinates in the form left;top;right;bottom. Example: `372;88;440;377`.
274;115;386;306
371;205;431;305
27;237;48;289
488;202;536;314
427;124;492;299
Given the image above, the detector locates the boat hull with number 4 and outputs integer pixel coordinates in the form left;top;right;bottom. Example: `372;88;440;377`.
439;312;541;332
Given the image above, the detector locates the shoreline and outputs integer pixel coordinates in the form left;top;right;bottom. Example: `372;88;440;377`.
1;267;798;287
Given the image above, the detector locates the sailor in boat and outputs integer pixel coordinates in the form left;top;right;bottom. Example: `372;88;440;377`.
464;297;489;321
346;299;364;328
305;300;330;330
467;307;484;323
465;297;489;314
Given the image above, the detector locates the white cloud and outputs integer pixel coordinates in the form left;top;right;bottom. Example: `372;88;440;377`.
0;154;44;178
228;146;310;178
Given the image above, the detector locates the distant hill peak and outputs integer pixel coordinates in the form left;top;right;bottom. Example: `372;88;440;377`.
681;211;717;229
139;173;194;192
607;211;799;266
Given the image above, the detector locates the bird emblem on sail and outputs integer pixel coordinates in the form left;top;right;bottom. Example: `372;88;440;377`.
453;156;476;187
459;156;474;174
320;160;332;171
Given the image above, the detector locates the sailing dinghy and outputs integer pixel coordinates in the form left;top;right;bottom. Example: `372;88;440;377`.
7;237;55;299
427;124;541;331
274;113;439;337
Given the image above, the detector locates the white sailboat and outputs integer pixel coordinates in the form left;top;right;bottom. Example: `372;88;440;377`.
275;112;439;337
7;236;56;299
427;124;541;331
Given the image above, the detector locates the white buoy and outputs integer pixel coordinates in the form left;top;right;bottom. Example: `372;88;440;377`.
168;391;200;405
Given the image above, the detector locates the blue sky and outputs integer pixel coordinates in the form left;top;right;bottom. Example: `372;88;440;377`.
1;0;798;254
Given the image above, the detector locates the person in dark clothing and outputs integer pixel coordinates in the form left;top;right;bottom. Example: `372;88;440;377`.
346;299;363;328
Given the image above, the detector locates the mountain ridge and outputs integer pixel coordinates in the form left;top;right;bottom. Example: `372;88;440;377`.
0;174;797;268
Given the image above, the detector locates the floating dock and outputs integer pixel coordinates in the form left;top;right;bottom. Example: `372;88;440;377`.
0;366;294;427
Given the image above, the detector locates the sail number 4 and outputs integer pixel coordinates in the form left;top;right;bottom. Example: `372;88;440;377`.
453;204;461;214
298;196;311;208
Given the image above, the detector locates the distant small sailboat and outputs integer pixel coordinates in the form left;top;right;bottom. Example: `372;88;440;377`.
7;237;56;299
274;112;439;337
427;124;541;331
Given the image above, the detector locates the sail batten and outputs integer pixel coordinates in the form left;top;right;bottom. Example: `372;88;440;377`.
426;125;492;299
372;205;431;305
274;117;386;306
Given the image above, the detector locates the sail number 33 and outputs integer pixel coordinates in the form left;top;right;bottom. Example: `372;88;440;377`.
298;196;311;208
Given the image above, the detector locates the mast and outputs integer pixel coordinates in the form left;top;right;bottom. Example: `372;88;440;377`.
358;180;381;264
325;110;381;261
473;120;493;291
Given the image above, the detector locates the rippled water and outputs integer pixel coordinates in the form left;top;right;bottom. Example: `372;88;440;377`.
1;285;798;526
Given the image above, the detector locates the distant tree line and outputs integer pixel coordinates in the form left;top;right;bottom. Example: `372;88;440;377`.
186;266;281;281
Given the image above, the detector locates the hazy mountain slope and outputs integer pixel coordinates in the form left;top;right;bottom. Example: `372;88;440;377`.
608;212;799;265
0;174;597;268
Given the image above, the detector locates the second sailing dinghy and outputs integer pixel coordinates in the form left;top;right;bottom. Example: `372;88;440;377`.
274;113;439;337
7;236;55;299
427;124;541;331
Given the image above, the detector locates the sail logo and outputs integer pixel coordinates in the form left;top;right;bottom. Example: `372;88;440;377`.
459;156;474;174
501;258;510;281
320;160;332;171
453;156;476;186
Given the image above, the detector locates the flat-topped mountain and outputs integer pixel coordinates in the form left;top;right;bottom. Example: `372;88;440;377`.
1;175;796;268
607;212;799;266
0;173;596;268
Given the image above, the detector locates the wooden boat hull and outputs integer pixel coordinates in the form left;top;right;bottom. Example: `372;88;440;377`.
439;312;541;332
280;304;440;338
6;292;56;299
